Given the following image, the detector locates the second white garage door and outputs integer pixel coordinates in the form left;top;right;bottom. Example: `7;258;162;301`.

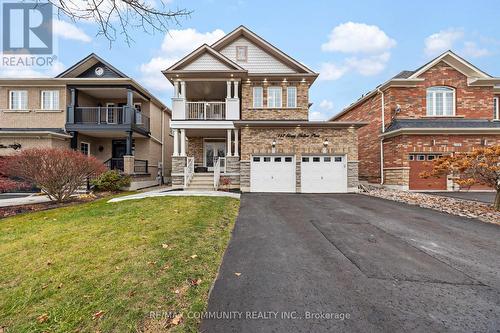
250;156;295;192
301;155;347;193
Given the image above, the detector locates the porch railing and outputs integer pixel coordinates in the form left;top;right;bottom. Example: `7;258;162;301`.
186;101;226;120
214;157;221;190
184;157;194;189
134;159;149;174
104;158;124;171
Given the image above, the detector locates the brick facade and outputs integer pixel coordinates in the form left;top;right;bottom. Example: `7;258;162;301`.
241;81;309;120
336;59;500;188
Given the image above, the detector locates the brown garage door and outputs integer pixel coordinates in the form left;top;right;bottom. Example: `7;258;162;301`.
409;154;446;191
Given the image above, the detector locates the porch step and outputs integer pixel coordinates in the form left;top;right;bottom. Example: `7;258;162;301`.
185;173;215;191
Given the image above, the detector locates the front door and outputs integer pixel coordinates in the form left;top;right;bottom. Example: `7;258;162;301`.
111;140;127;171
204;142;226;171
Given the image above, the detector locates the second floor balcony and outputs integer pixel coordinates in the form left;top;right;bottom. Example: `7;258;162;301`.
68;106;150;132
171;80;240;121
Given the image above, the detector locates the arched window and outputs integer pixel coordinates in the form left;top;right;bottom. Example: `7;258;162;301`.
426;86;455;116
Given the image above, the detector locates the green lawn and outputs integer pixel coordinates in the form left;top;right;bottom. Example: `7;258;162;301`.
0;195;240;332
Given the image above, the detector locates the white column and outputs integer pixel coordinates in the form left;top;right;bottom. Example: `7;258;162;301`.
234;81;239;98
180;129;186;157
226;129;232;157
180;81;186;98
173;129;179;156
226;81;231;99
234;128;239;157
174;81;179;98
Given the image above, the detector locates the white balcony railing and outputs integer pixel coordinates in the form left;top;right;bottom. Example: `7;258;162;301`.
186;101;226;120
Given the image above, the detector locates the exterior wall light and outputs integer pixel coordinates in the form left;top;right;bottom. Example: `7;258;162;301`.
322;139;329;153
272;139;276;153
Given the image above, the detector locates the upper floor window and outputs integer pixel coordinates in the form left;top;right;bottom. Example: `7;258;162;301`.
494;97;499;120
426;86;455;116
41;90;59;110
287;86;297;108
9;90;28;110
236;46;248;61
267;87;282;108
253;87;263;108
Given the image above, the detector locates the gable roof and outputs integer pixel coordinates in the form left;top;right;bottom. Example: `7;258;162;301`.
408;50;491;79
56;53;128;78
211;25;317;75
165;44;246;72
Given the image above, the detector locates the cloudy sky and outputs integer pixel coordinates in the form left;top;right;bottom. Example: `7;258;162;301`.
2;0;500;120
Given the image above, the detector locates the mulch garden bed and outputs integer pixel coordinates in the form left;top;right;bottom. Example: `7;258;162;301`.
362;187;500;225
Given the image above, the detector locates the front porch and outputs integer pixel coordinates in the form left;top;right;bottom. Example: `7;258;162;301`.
171;128;241;190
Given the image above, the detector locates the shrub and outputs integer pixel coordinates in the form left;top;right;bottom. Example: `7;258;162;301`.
5;148;106;202
91;170;131;192
0;157;32;193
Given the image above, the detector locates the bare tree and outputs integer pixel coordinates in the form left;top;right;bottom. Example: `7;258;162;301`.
37;0;191;45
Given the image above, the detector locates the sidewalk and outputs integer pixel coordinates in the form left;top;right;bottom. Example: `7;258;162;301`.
0;194;51;208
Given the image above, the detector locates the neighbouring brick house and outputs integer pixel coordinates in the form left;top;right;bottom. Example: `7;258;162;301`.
164;26;365;193
332;51;500;191
0;54;173;189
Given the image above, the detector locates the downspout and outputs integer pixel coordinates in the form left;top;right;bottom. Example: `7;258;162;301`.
378;88;385;185
161;108;165;184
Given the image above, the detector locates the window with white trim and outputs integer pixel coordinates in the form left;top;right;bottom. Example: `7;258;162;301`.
80;142;90;156
494;96;499;120
41;90;59;110
253;87;263;108
267;87;282;108
287;86;297;108
236;46;248;61
134;102;142;124
426;86;455;116
9;90;28;110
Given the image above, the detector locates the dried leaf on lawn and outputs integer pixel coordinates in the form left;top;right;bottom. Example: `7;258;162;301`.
37;313;49;323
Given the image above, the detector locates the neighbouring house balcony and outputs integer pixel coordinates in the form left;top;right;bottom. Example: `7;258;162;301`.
171;80;240;121
65;85;151;135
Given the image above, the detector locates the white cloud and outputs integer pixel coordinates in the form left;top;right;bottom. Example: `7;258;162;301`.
53;19;92;42
321;22;396;54
318;62;348;81
462;41;491;58
309;110;326;121
424;28;464;56
345;52;391;76
319;99;334;110
138;28;225;92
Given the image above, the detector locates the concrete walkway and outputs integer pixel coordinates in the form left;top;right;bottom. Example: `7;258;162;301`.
0;194;51;207
107;189;240;203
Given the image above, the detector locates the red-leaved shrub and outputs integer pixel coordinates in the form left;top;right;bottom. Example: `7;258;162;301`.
0;157;31;193
5;148;106;202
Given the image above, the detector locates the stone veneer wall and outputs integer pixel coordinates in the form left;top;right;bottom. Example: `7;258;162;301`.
239;126;359;192
171;156;186;189
383;167;410;190
224;156;240;188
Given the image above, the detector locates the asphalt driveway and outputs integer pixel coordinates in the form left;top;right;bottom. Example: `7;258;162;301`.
201;194;500;333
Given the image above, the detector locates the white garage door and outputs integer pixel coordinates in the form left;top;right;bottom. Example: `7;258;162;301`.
250;156;295;192
301;155;347;193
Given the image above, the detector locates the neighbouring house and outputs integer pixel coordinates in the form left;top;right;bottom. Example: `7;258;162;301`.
0;53;172;189
163;25;365;193
331;51;500;191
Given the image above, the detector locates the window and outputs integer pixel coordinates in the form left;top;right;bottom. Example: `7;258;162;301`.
236;46;248;61
267;87;282;108
324;157;331;162
253;157;260;162
408;155;415;161
313;157;321;162
334;156;342;162
106;103;116;123
41;90;59;110
287;86;297;108
80;142;90;156
426;87;455;116
134;102;142;124
253;87;263;108
302;157;309;162
9;90;28;110
274;157;282;162
494;97;499;120
427;155;436;161
263;157;271;162
285;157;293;162
417;155;425;161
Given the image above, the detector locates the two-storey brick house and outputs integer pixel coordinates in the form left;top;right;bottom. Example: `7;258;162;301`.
0;54;172;189
165;26;365;193
332;51;500;191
